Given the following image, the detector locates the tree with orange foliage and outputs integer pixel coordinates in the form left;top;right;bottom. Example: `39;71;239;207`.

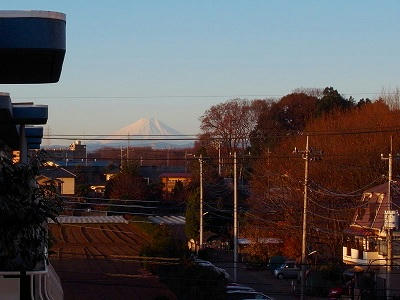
247;99;400;260
250;92;319;153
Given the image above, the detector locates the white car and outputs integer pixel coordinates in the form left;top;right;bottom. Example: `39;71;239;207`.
226;290;273;299
226;284;255;292
194;259;230;280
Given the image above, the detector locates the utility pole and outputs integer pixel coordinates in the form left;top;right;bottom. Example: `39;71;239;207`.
381;136;399;299
266;148;271;201
233;151;238;282
167;149;170;167
218;142;221;176
199;154;203;250
120;145;123;170
293;136;323;300
300;137;309;300
127;133;130;167
185;151;187;173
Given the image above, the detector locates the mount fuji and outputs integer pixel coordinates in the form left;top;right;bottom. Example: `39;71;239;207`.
88;118;194;150
111;117;182;137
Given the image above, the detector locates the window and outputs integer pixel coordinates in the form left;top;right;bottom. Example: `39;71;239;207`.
378;239;387;256
368;201;377;222
393;240;400;256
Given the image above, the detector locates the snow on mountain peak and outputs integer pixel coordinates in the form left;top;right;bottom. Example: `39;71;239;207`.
111;118;182;137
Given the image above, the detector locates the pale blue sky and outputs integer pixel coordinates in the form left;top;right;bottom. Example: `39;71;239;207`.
2;1;400;139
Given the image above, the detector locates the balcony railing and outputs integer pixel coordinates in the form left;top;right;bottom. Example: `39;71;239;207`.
343;246;385;265
0;262;63;300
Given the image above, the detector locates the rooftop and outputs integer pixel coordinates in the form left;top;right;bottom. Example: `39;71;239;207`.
0;10;66;20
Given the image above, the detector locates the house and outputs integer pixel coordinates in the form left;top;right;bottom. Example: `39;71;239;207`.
139;165;186;184
37;167;76;195
62;165;119;196
342;182;400;298
159;172;192;193
343;182;400;266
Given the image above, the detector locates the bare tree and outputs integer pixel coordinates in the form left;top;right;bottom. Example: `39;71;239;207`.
292;87;323;98
199;98;268;153
380;87;400;110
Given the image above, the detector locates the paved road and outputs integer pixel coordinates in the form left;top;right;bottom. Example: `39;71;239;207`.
210;252;326;300
213;258;295;299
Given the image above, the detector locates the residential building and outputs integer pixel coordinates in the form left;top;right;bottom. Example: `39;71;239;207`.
343;182;400;266
159;172;192;193
343;182;400;298
139;165;185;184
37;167;76;195
44;140;87;163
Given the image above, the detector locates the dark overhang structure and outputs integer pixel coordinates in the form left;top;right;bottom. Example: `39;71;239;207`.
26;126;44;150
0;93;47;151
0;10;66;83
13;103;48;124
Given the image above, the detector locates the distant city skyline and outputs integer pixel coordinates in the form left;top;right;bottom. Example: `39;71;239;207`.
1;0;399;142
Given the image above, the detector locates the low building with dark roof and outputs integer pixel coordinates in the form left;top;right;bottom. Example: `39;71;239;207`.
38;167;76;195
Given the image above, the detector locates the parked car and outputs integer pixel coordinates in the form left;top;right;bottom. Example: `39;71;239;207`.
266;256;286;273
226;283;255;292
274;260;300;279
328;287;344;299
226;290;273;299
194;258;230;280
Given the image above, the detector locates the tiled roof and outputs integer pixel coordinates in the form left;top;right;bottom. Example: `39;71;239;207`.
159;173;192;178
49;215;128;224
352;182;400;231
148;215;185;225
40;167;76;179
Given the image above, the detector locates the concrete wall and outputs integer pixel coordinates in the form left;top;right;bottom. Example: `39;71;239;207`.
59;177;75;195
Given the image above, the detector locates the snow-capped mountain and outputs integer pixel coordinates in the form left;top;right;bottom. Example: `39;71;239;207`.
111;117;182;137
89;118;193;150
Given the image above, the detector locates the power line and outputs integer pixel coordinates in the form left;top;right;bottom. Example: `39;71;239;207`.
41;126;400;142
43;124;400;138
45;134;199;137
13;90;400;100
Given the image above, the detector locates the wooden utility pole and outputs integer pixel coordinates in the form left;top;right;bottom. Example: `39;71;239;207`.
199;154;203;249
381;136;398;299
293;136;322;300
218;142;221;177
126;133;130;166
233;151;238;282
300;136;309;300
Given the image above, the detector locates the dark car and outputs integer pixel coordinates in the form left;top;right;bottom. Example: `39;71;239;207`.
274;260;300;279
266;256;286;273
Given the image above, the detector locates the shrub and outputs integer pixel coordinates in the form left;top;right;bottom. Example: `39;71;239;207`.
0;152;62;270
